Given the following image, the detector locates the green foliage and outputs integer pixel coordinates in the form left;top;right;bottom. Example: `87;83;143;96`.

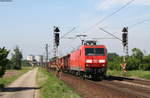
126;48;150;70
107;53;119;61
132;48;144;61
108;70;150;80
11;46;23;70
108;53;122;70
140;55;150;70
21;60;31;66
126;57;140;70
0;47;9;77
108;48;150;71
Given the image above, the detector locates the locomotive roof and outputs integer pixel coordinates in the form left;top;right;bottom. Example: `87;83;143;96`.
81;45;106;48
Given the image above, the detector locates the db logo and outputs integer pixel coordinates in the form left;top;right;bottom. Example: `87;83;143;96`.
93;60;98;63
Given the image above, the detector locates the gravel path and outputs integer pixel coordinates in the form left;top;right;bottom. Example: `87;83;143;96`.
0;68;39;98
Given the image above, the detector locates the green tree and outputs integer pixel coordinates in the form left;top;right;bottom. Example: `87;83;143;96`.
107;53;119;61
140;55;150;70
107;48;150;71
131;48;144;70
132;48;144;61
107;53;122;70
126;57;140;70
0;47;9;77
11;46;23;70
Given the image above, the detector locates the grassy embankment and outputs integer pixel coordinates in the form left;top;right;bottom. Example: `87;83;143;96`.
37;68;81;98
107;70;150;80
0;67;32;90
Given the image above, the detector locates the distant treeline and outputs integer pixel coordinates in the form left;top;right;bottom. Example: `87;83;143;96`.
108;48;150;71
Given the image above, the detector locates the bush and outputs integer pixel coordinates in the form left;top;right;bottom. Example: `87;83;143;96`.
108;49;150;71
140;64;150;70
108;56;123;71
126;58;140;70
0;47;9;77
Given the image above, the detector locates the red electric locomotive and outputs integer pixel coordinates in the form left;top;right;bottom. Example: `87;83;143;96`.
69;40;107;78
49;40;107;79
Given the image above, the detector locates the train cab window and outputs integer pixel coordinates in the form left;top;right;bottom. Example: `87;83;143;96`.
85;48;94;56
95;48;105;56
85;48;105;56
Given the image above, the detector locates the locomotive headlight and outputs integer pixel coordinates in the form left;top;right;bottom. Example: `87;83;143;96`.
86;59;92;63
99;60;105;63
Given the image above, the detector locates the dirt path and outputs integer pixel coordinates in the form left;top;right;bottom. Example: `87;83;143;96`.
0;68;39;98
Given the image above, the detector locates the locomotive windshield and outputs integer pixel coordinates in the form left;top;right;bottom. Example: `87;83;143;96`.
85;48;105;56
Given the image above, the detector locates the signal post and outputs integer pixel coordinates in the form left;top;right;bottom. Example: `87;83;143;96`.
53;26;62;79
121;27;128;75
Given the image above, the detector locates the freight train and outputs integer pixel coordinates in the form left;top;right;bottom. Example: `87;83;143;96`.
49;40;107;79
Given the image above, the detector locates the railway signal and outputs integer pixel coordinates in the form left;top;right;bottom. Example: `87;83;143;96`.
122;27;128;47
53;26;60;58
122;27;129;57
54;27;60;47
54;27;60;32
122;27;128;75
55;33;59;46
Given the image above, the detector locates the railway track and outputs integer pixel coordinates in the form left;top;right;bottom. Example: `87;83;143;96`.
60;72;150;98
89;80;150;98
88;76;150;98
107;75;150;86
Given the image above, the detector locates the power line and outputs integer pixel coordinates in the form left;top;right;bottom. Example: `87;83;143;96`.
96;0;135;25
82;0;135;33
99;28;122;41
91;37;117;40
61;27;76;39
101;17;150;35
111;17;150;33
129;18;150;29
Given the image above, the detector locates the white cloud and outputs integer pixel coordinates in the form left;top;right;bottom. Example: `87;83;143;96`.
97;0;130;10
97;0;150;10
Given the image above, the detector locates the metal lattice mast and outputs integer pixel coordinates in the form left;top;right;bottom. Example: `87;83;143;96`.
45;44;48;67
126;31;129;57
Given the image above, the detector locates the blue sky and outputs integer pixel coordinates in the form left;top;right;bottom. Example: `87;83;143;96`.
0;0;150;59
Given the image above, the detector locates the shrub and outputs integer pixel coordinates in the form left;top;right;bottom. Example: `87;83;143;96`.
0;47;9;77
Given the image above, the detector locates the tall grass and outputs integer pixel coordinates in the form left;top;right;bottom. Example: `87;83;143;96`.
107;70;150;80
37;68;81;98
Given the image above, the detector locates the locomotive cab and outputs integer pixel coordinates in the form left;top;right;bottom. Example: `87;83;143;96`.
69;40;107;79
82;45;107;77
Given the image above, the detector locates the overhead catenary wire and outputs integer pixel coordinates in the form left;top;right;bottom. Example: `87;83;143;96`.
99;28;122;41
107;17;150;35
82;0;135;33
129;18;150;29
61;27;76;39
